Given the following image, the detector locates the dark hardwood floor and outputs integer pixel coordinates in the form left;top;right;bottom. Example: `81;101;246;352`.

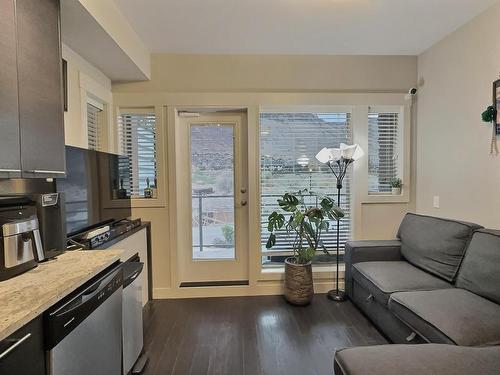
142;294;387;375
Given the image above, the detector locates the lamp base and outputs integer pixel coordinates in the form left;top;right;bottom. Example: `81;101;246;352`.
327;289;347;302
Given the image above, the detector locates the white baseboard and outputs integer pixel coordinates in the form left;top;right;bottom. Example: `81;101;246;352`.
152;280;345;299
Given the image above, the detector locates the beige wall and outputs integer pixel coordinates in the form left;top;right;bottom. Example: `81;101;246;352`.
114;54;416;93
416;3;500;227
112;54;418;298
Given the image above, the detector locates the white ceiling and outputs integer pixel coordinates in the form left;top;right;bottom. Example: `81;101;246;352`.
114;0;498;55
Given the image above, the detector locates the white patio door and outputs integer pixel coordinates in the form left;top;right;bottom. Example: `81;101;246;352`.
177;113;249;285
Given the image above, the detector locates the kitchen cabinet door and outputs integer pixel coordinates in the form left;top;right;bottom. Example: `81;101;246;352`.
16;0;66;179
0;0;22;179
0;316;45;375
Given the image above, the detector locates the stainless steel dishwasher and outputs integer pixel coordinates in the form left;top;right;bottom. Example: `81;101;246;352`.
45;263;123;375
122;255;148;374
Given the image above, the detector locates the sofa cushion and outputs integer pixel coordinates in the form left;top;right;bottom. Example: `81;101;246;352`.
352;261;452;306
334;344;500;375
397;213;482;282
456;229;500;304
389;289;500;346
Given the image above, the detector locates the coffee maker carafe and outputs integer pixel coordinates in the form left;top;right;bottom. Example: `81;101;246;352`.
0;197;45;281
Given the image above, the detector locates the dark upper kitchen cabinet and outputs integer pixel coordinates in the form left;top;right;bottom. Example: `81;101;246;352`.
16;0;66;178
0;316;45;375
0;0;66;179
0;0;22;179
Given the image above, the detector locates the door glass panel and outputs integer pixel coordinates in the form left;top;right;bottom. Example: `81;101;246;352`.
191;124;235;260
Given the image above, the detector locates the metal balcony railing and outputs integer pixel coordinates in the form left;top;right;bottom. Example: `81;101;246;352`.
192;193;351;260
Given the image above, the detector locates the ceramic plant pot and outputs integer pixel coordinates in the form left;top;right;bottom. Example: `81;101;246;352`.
391;187;402;195
284;257;314;305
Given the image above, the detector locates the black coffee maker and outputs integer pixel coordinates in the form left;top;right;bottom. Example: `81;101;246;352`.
0;197;45;281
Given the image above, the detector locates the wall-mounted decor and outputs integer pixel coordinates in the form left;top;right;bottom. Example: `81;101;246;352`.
481;79;500;155
482;105;497;154
494;79;500;135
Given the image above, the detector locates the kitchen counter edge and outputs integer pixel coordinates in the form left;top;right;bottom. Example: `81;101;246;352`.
0;249;123;341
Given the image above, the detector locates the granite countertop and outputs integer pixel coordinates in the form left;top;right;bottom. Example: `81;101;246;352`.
0;249;123;341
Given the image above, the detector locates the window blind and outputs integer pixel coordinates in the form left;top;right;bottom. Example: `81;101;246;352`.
87;103;102;151
368;110;400;193
260;112;352;266
117;111;157;198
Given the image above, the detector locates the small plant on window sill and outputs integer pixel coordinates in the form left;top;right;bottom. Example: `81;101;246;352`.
265;189;344;305
390;177;403;195
144;178;155;199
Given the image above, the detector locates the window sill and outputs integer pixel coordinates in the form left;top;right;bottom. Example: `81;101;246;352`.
362;192;410;204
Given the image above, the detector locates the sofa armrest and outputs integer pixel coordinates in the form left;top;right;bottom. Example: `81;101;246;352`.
345;240;402;264
344;240;402;297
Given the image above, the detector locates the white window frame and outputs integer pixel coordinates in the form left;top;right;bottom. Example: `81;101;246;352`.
86;95;105;151
102;105;166;209
256;102;411;275
79;72;113;152
358;103;411;204
258;106;355;268
367;105;405;195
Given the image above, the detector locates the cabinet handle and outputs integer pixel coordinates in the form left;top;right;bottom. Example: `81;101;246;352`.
0;333;31;360
0;169;21;173
26;170;65;175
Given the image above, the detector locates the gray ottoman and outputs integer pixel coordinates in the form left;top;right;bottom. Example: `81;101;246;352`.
334;344;500;375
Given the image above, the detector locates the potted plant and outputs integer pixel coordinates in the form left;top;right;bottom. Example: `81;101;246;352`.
390;177;403;195
265;189;344;305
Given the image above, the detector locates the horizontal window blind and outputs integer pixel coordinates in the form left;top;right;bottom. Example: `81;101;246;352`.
260;112;352;266
368;110;400;193
87;103;102;151
118;111;157;198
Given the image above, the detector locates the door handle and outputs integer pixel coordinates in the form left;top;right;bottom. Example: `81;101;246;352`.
0;333;31;360
26;170;66;175
0;169;21;173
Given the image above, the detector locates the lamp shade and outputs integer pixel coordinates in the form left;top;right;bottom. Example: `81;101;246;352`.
315;148;339;163
315;143;364;164
340;143;364;161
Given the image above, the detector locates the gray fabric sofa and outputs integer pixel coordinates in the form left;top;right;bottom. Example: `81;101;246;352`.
345;213;500;346
334;344;500;375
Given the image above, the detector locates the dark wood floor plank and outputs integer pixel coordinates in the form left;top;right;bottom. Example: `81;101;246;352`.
142;294;387;375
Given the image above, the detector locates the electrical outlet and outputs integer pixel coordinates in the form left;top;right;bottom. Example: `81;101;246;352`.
433;196;440;208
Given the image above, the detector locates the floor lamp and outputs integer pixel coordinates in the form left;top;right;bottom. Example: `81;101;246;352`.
316;143;364;302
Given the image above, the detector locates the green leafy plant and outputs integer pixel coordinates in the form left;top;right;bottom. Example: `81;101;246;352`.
221;225;234;245
482;106;496;123
265;189;344;264
389;178;402;188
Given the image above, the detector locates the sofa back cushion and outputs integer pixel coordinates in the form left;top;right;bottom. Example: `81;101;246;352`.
456;230;500;304
397;213;481;282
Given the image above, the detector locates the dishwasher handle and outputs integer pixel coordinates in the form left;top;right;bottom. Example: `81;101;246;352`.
55;266;122;318
49;267;123;317
123;262;144;289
